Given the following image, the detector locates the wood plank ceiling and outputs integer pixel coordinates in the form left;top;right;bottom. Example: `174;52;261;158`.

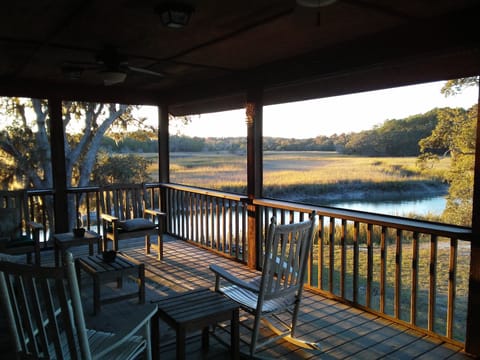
0;0;479;115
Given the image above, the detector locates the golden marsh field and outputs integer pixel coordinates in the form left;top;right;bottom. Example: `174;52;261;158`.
147;151;449;204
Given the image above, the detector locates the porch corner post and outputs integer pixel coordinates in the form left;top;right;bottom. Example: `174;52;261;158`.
246;87;263;269
158;104;169;233
466;85;480;356
158;104;169;184
48;98;69;233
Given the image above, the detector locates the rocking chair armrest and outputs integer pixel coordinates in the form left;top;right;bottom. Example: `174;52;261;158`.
100;213;119;223
210;264;259;293
144;208;165;218
92;304;157;358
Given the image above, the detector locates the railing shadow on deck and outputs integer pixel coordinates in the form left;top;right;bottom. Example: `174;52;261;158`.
23;182;472;350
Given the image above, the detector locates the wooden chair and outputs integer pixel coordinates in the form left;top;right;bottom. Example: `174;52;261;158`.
100;184;165;260
0;251;157;360
210;211;320;356
0;190;43;265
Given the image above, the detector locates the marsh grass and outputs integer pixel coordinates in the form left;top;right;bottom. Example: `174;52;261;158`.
154;151;449;200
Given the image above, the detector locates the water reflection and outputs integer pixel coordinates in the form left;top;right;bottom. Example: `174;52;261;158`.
329;195;446;217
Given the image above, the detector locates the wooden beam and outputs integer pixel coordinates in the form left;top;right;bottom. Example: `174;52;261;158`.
48;98;69;233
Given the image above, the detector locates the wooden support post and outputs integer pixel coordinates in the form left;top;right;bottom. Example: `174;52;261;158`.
158;104;169;184
246;88;263;269
465;86;480;356
48;98;69;234
158;104;169;234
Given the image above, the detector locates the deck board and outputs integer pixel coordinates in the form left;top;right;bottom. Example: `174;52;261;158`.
1;235;475;359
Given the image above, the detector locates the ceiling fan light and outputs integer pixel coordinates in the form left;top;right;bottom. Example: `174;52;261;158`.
297;0;337;7
101;71;127;86
156;3;194;28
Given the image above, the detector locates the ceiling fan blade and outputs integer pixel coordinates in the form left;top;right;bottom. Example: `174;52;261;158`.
62;61;100;69
128;66;164;77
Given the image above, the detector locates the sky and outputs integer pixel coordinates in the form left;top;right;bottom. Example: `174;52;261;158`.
138;80;478;139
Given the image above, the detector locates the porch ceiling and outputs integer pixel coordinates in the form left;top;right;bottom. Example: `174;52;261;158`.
0;0;479;115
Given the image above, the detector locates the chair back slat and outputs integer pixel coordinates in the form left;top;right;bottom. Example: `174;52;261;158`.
261;213;316;302
24;275;50;356
40;278;65;358
0;256;91;359
100;184;147;220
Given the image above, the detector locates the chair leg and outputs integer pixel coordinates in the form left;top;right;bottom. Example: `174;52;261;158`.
35;246;41;265
145;234;151;254
158;234;163;261
250;310;263;356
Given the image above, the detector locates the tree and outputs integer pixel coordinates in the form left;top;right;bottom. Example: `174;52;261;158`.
441;77;479;97
0;98;154;227
0;98;149;188
419;77;479;226
92;153;152;185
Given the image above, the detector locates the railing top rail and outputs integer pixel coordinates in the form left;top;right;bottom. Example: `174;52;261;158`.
155;182;249;202
254;198;472;240
26;189;54;196
66;186;101;193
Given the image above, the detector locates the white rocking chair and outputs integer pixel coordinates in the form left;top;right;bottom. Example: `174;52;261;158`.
0;252;156;360
210;211;320;357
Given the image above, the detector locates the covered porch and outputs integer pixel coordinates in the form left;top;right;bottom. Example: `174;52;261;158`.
1;0;480;357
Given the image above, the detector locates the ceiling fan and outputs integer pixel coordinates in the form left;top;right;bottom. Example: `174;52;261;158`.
62;46;164;86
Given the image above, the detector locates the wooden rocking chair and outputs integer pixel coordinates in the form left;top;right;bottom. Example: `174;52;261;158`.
210;211;320;356
0;251;157;359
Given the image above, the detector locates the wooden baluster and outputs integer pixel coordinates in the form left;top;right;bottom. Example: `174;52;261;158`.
395;229;402;319
340;219;347;298
411;231;419;325
428;234;438;332
318;215;325;290
380;226;387;313
329;217;335;293
447;237;458;338
366;223;373;308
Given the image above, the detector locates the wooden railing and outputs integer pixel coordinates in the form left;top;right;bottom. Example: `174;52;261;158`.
26;189;54;246
157;183;249;262
25;184;472;345
67;186;101;234
27;187;102;246
253;198;472;346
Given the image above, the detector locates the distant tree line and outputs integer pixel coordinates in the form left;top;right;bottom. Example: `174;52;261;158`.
104;108;447;157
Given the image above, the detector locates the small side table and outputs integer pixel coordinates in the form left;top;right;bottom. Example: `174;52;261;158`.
75;252;145;315
152;288;239;360
54;230;102;266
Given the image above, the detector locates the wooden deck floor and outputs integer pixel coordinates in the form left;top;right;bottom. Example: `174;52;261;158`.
2;236;475;359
